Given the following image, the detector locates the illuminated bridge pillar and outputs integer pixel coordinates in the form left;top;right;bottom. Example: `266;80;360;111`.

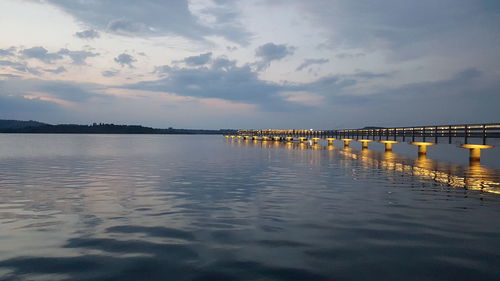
357;139;373;149
312;137;320;144
410;142;436;155
342;138;353;147
460;144;494;162
286;137;294;142
326;138;336;145
379;140;399;151
298;137;307;143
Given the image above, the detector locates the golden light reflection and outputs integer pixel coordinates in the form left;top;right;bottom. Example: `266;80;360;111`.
227;140;500;194
340;148;500;194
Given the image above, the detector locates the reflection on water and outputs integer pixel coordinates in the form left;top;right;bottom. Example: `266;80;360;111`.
232;139;500;194
1;135;500;281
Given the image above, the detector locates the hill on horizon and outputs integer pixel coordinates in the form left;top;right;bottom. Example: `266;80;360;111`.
0;119;49;130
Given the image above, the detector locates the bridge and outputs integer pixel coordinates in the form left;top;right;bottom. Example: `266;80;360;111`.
226;123;500;163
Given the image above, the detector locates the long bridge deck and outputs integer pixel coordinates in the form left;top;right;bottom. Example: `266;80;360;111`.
227;123;500;163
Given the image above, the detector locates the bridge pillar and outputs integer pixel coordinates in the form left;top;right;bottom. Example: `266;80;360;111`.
341;138;353;147
286;137;294;142
460;144;494;162
357;139;373;149
261;136;269;141
410;142;437;155
273;137;281;141
298;137;307;143
379;140;399;151
312;137;320;144
326;138;336;145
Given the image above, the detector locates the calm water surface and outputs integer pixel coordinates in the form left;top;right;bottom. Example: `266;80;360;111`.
1;134;500;281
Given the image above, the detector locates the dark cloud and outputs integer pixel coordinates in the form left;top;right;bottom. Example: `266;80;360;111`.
0;60;41;75
131;58;284;106
102;69;120;77
256;43;294;61
42;0;251;44
184;52;212;66
19;46;98;65
114;53;136;68
296;58;329;71
21;46;63;63
200;3;252;45
74;29;100;39
0;94;59;113
212;57;236;70
274;0;500;62
131;57;365;111
107;19;150;36
255;43;295;70
328;68;500;126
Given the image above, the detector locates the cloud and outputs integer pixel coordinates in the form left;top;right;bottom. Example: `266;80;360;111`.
102;69;120;77
0;94;60;113
114;53;136;68
279;91;324;107
57;49;99;65
296;58;329;71
254;43;295;70
0;59;41;75
74;29;100;39
131;58;285;106
107;19;151;36
43;66;66;74
37;82;102;102
256;43;294;62
184;52;212;66
198;2;253;45
335;53;365;59
41;0;250;44
272;0;500;62
0;78;105;104
0;47;16;57
21;46;63;63
19;46;98;65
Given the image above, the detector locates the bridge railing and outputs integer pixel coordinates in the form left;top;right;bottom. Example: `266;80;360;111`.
237;123;500;144
337;123;500;144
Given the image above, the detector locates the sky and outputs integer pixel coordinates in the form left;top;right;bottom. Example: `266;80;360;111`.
0;0;499;129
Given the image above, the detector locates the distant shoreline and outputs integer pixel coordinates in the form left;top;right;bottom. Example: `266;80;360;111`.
0;119;235;135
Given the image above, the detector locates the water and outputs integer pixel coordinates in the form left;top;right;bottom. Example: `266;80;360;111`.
1;134;500;281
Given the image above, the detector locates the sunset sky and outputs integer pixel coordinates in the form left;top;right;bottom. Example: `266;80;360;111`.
1;0;499;129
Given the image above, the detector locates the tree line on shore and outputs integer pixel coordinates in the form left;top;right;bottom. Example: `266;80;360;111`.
0;120;235;135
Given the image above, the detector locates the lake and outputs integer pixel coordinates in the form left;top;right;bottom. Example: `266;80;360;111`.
1;134;500;281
